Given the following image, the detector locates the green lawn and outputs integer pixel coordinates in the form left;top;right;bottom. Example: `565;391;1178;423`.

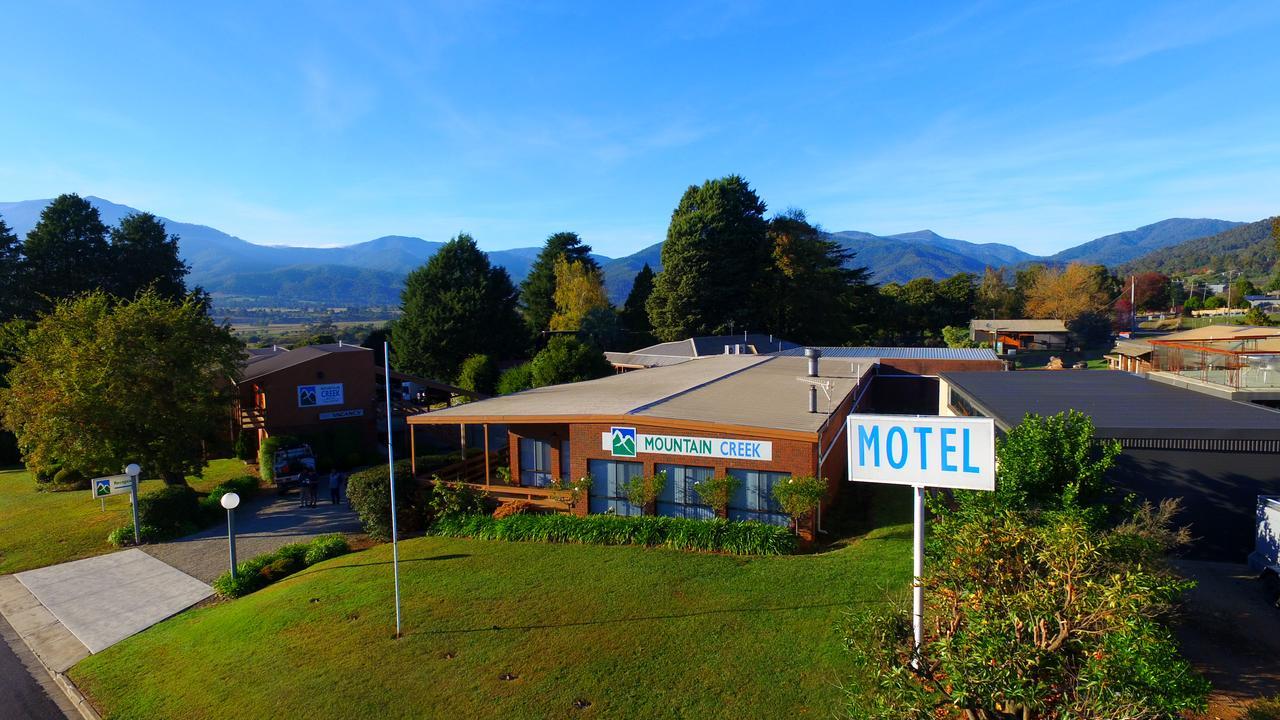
0;459;251;574
1011;348;1109;370
70;490;913;720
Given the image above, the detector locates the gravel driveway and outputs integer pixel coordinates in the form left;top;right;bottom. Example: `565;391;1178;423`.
141;491;362;583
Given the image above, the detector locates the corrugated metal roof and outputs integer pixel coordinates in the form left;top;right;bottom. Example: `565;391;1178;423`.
970;318;1068;333
769;346;999;361
941;370;1280;440
239;343;370;382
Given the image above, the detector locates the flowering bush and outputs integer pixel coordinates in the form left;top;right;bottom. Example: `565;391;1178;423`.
624;471;667;512
770;475;825;527
548;476;592;509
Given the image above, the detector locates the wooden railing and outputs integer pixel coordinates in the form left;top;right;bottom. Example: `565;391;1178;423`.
239;408;266;429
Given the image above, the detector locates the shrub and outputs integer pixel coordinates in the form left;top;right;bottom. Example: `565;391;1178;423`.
496;362;534;394
257;434;299;483
51;466;89;490
137;484;201;534
432;513;795;555
213;533;352;598
233;431;253;461
346;465;424;540
547;476;591;509
455;354;498;396
493;500;533;519
624;471;667;512
1247;695;1280;720
529;336;612;387
107;523;163;547
303;534;349;565
770;475;826;527
692;474;739;516
199;475;260;518
427;478;487;520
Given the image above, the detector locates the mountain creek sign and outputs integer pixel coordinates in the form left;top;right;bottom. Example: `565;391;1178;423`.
602;427;773;461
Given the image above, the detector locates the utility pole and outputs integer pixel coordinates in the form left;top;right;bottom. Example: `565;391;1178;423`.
1130;275;1136;332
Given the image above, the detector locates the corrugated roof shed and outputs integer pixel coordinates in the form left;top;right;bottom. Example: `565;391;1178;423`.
970;319;1068;334
941;370;1280;440
769;346;999;361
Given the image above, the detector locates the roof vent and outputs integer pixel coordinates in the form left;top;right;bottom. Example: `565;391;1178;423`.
804;347;821;377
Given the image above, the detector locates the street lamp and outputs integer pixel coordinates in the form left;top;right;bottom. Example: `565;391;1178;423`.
221;492;240;578
124;463;141;545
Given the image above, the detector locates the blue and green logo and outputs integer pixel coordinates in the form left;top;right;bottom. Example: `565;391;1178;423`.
610;427;637;457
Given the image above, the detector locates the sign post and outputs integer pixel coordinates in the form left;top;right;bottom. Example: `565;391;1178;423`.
384;341;402;638
124;464;142;546
846;415;995;665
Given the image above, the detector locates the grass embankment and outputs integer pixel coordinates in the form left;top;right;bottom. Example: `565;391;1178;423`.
72;488;913;720
0;459;250;574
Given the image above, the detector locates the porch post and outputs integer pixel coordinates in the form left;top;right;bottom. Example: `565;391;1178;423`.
483;423;491;489
460;423;466;462
410;423;416;477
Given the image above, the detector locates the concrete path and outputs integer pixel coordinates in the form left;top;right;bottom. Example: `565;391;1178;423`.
141;491;362;583
14;550;211;654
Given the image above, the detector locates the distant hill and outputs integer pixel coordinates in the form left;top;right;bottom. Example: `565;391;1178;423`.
1050;218;1243;266
0;195;1247;307
1119;217;1278;278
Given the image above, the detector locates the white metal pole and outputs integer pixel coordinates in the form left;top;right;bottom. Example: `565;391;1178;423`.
384;341;403;638
227;507;237;579
130;477;140;545
912;484;925;668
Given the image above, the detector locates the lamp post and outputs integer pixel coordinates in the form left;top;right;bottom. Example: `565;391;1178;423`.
124;463;141;545
221;492;240;578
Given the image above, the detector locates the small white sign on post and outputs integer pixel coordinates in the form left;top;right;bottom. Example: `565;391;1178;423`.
846;414;996;666
90;474;133;498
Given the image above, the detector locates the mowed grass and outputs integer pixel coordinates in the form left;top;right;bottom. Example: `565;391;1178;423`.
70;495;913;720
0;459;250;574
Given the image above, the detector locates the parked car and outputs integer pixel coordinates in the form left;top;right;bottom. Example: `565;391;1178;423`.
1248;495;1280;607
272;444;316;494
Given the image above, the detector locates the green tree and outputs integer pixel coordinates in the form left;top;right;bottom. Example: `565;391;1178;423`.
941;325;975;348
647;175;771;340
520;232;598;334
620;263;657;348
455;354;498;395
109;212;189;300
550;256;610;331
529;336;612;387
765;209;877;345
21;194;110;310
0;217;23;320
936;272;977;328
845;411;1207;719
1243;306;1275;327
0;290;243;485
496;362;534;394
391;233;526;381
975;267;1022;319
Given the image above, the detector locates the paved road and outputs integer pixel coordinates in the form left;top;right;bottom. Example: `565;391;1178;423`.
0;612;72;720
142;490;362;582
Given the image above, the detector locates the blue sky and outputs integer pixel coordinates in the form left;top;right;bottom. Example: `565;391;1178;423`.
1;1;1278;257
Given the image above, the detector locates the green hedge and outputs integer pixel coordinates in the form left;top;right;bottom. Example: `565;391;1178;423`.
198;475;260;519
212;534;350;598
432;513;796;556
346;465;426;541
109;475;261;547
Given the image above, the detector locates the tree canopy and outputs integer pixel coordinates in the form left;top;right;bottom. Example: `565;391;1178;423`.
764;209;877;345
0;218;22;320
0;290;243;485
1024;262;1113;323
109;212;189;300
619;262;656;348
646;176;771;340
520;231;598;334
391;233;525;381
529;336;612;387
549;256;610;332
20;193;111;311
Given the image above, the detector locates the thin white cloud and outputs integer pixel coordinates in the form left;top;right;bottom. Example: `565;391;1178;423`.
1093;0;1280;65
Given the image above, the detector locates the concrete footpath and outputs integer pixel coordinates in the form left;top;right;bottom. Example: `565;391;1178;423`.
142;491;361;582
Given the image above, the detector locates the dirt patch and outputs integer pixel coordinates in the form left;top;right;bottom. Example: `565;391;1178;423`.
1174;560;1280;719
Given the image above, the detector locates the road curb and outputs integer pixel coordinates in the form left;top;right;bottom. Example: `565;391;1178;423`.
49;669;102;720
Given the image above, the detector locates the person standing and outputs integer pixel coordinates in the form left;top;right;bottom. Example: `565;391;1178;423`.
307;469;319;507
328;469;341;505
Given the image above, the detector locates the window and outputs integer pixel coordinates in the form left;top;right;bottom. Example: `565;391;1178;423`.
588;460;644;516
560;439;570;482
655;464;715;519
727;469;790;526
519;437;552;487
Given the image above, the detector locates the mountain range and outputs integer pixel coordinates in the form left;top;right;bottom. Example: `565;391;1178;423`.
0;196;1246;307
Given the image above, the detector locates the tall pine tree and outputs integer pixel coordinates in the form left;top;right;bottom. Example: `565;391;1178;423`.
22;194;111;310
520;231;598;333
0;217;23;320
765;210;876;345
109;212;190;300
391;233;526;380
620;263;656;348
646;176;771;341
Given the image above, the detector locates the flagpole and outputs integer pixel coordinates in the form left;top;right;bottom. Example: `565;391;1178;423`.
384;341;402;638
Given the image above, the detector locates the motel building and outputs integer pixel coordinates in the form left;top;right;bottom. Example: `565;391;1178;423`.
406;347;1000;538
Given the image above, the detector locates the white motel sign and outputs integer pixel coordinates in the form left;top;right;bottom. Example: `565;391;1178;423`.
846;414;996;665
